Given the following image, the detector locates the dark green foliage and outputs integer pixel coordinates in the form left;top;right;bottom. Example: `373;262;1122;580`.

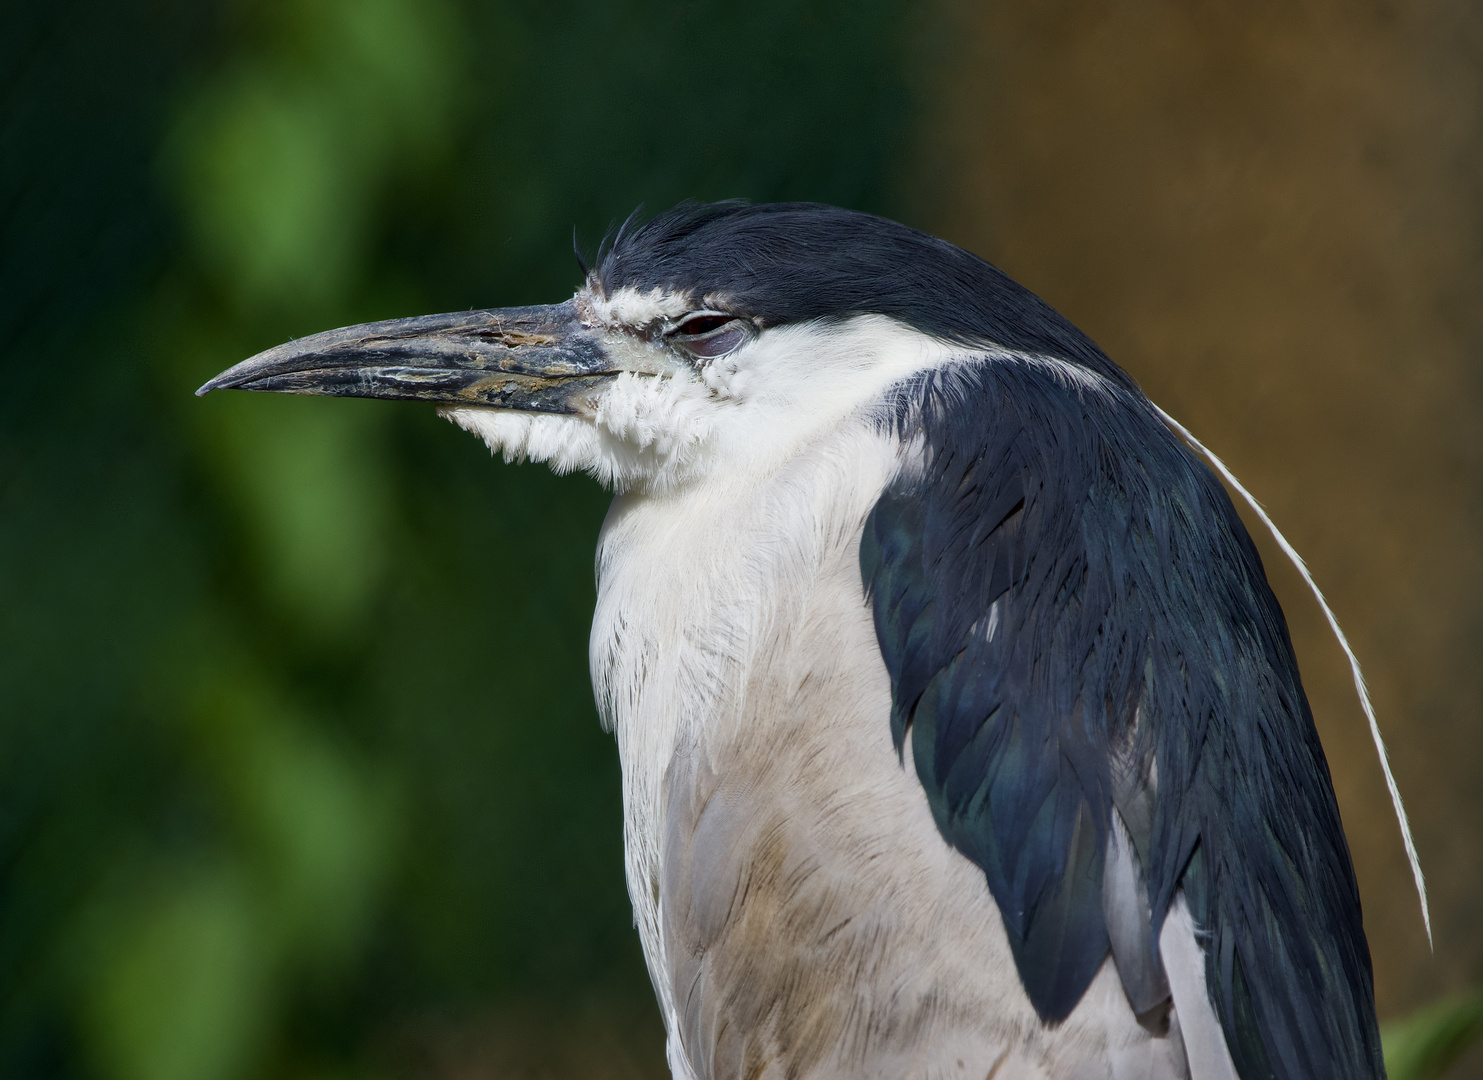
1382;988;1483;1080
1;1;918;1077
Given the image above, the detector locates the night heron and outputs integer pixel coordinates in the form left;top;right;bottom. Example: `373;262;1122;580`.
201;202;1421;1079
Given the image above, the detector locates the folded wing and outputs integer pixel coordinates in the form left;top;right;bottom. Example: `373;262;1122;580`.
860;358;1383;1079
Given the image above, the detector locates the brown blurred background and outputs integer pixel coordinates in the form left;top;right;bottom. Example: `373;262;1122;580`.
921;0;1483;1020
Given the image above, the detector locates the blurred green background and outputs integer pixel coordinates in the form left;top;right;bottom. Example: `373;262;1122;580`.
3;1;1480;1078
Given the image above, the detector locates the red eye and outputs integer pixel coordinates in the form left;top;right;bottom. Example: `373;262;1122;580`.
676;314;733;336
666;312;751;360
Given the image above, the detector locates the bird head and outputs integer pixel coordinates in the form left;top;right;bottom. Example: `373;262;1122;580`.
199;202;1125;493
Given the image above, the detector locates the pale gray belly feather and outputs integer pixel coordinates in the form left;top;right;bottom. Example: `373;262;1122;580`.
655;559;1193;1080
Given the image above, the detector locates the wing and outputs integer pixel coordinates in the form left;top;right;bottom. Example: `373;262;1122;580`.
860;358;1384;1079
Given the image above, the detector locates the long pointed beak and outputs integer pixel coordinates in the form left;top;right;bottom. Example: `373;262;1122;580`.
197;301;647;415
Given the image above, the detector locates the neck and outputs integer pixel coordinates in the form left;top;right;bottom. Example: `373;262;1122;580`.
588;414;904;1056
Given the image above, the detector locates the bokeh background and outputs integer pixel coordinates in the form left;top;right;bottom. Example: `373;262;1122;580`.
3;1;1480;1078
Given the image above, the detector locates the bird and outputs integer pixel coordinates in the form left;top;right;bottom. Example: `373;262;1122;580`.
201;201;1393;1079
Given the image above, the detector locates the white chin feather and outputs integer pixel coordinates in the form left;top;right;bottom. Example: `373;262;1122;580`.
440;372;720;492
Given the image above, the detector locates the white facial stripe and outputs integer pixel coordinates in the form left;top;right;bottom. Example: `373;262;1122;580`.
583;284;692;328
443;313;1116;496
441;315;951;494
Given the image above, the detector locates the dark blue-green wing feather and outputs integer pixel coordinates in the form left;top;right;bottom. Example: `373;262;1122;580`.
860;359;1383;1079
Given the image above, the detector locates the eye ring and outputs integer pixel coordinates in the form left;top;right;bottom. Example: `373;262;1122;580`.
664;310;753;361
